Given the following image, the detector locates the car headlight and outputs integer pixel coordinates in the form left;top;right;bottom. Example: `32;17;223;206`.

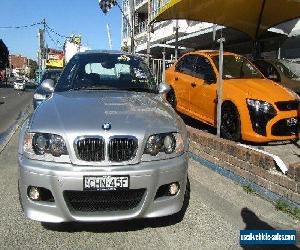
246;99;277;115
246;99;277;136
24;132;68;157
33;93;47;100
144;132;184;157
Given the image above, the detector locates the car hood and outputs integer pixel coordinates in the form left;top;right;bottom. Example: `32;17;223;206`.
30;90;178;136
224;78;297;102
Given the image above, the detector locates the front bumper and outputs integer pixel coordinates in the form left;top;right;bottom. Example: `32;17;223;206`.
18;153;188;223
242;109;299;143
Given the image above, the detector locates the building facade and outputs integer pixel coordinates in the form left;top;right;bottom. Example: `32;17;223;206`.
121;0;300;61
121;0;212;59
9;54;31;77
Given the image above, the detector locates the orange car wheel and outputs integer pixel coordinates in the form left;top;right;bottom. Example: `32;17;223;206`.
221;102;241;141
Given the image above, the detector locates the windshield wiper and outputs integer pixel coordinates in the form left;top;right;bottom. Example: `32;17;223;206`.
72;85;116;91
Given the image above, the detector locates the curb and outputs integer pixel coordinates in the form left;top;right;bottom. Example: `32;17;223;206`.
0;104;33;154
189;152;300;209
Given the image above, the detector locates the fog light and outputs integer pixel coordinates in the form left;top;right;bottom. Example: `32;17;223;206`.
169;183;179;195
28;186;40;201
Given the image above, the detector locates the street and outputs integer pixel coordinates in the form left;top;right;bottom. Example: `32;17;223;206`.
0;84;33;142
0;129;298;249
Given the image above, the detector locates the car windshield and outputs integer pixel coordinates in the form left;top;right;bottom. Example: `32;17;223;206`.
212;55;264;79
275;61;300;79
56;53;157;93
41;70;62;83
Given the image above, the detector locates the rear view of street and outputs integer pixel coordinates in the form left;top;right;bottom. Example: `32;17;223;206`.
0;84;33;143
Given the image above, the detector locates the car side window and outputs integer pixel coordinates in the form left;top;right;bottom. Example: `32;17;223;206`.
175;55;197;76
255;61;280;82
194;56;216;82
56;57;78;91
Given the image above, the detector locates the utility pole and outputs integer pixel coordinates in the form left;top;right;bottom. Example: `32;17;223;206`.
38;18;46;82
42;18;46;71
146;0;152;66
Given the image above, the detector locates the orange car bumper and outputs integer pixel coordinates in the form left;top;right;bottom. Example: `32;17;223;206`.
241;109;299;143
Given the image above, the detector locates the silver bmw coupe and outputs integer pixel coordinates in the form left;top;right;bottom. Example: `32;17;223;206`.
18;51;189;223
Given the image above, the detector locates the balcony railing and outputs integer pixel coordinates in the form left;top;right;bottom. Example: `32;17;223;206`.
151;0;171;19
135;0;147;6
135;21;147;35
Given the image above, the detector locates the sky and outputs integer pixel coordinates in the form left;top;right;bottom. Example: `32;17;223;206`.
0;0;122;60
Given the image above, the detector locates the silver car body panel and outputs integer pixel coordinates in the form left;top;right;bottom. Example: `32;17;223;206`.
18;153;188;223
18;89;189;222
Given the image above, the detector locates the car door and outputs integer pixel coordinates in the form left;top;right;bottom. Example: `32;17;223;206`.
172;55;197;113
189;55;218;126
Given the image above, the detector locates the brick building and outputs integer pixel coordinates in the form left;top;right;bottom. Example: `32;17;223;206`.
9;54;28;70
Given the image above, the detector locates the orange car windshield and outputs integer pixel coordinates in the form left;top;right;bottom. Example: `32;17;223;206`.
212;55;264;80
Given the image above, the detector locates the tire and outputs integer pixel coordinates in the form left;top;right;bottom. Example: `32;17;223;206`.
166;89;177;110
220;102;241;141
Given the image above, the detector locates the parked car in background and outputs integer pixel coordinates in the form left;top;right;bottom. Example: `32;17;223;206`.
166;50;299;143
253;59;300;96
18;51;189;223
13;78;26;91
33;69;63;109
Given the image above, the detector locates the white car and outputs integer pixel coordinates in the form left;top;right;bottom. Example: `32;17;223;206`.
14;79;26;91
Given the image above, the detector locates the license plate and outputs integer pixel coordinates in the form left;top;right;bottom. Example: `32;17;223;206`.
287;117;298;127
83;176;130;191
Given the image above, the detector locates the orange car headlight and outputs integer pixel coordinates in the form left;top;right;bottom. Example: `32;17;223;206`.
246;99;277;136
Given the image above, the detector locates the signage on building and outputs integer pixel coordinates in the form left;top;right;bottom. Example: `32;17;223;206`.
46;49;64;68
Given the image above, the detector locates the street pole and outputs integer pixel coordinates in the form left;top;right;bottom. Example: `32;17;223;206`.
37;18;46;83
216;37;225;137
162;48;166;83
146;0;152;66
107;23;113;50
42;18;46;71
174;19;179;61
130;0;135;54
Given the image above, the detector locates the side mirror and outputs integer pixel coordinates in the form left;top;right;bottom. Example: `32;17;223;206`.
204;74;216;84
159;82;171;94
41;79;55;93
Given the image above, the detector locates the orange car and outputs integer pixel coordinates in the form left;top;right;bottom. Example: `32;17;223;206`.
165;50;299;143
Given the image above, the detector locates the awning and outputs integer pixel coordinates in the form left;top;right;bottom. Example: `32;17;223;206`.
152;0;300;39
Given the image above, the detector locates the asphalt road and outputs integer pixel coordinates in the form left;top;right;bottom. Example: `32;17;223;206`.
0;84;34;137
0;131;299;249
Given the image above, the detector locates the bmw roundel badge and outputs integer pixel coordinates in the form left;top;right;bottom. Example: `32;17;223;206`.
102;123;111;131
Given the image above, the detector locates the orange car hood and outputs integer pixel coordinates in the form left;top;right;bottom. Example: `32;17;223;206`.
224;78;297;102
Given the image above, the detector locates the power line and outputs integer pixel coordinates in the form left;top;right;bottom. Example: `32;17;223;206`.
0;22;42;29
45;24;70;39
45;27;63;49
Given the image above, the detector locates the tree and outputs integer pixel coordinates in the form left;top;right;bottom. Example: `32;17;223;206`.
28;59;38;79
